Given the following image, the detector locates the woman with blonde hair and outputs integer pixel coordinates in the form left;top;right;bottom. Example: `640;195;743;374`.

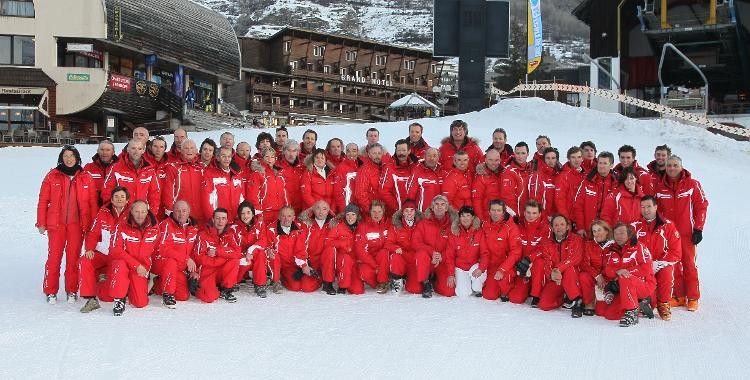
578;220;615;316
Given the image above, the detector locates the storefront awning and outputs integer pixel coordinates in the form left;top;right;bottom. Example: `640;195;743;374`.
0;68;56;88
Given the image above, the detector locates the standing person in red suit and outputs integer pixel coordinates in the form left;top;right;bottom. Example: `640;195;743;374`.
412;195;457;298
578;220;614;316
444;205;486;298
652;155;707;312
264;206;321;292
299;129;317;162
579;141;598;174
198;138;216;169
528;147;561;217
333;143;360;213
572;151;618;238
301;149;336;211
108;201;160;315
485;128;514;164
277;139;305;213
253;133;276;163
531;214;585;318
646;144;671;180
202;146;246;222
146;136;170;219
508;142;533;209
353;201;393;294
235;141;252;168
79;186;130;313
151;200;198;309
480;200;523;301
102;139;161;215
613;145;652;193
597;223;656;327
600;166;645;227
229;201;276;298
325;138;346;171
166;128;187;161
192;208;242;303
531;135;551;171
631;195;682;320
385;199;423;293
407;147;446;212
391;139;418;209
438;120;484;174
37;145;98;304
407;122;429;160
353;143;398;215
247;147;288;224
555;146;586;221
323;203;362;295
361;127;394;165
162;139;205;223
507;200;550;304
274;126;289;156
298;201;338;295
472;150;525;220
84;140;118;206
441;151;474;210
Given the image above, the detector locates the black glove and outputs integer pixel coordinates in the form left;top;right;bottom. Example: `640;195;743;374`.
515;257;532;277
692;229;703;245
187;274;200;296
292;267;304;281
605;280;620;294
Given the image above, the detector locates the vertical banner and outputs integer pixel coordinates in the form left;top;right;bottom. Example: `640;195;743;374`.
527;0;543;74
175;65;184;96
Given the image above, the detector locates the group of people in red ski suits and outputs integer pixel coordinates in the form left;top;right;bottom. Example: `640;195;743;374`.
36;120;708;326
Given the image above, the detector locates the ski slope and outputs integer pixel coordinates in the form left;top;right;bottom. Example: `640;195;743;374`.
1;98;748;379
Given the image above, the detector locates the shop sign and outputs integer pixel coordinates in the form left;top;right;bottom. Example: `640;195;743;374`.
66;43;93;52
340;74;393;87
0;87;47;95
67;73;90;82
134;79;160;98
109;74;131;91
113;6;123;42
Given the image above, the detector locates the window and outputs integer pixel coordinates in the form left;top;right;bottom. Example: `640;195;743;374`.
355;70;362;78
58;42;102;68
253;95;262;103
385;74;391;82
345;51;356;61
0;35;34;65
371;71;378;79
313;45;325;57
430;64;437;74
403;60;415;70
323;65;330;74
290;60;298;70
0;1;34;17
339;68;346;76
306;63;313;71
376;55;387;66
284;41;292;53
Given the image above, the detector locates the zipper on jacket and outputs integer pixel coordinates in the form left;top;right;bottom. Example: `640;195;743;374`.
65;175;74;224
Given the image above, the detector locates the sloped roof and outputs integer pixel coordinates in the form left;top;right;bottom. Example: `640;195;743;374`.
389;92;439;109
0;68;56;87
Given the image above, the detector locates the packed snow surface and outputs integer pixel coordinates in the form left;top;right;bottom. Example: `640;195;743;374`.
1;98;749;379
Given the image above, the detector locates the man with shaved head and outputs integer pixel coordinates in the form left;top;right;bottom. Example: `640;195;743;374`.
84;139;119;205
407;147;447;212
163;138;206;223
167;128;188;161
103;139;161;214
298;200;337;295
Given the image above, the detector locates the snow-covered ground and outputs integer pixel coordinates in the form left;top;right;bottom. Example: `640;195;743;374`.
1;98;749;379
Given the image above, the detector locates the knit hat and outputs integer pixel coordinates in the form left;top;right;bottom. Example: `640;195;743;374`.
344;203;360;215
402;199;417;210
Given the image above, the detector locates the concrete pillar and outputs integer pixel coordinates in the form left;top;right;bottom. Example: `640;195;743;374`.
216;82;223;114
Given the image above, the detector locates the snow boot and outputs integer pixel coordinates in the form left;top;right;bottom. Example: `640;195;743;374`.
162;293;176;309
499;295;509;302
113;298;125;316
571;298;583;318
46;294;57;305
66;292;77;303
254;285;268;298
80;297;100;313
390;275;404;293
562;294;573;309
271;281;283;294
337;287;347;294
639;297;655;319
322;281;337;295
669;296;686;307
421;280;433;298
530;296;540;308
619;309;639;327
657;302;671;321
219;287;237;303
375;282;389;294
687;299;699;312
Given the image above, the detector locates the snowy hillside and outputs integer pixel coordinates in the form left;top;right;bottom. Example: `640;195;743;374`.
1;98;749;378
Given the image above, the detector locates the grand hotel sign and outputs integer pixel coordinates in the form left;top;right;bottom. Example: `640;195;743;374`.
340;73;393;87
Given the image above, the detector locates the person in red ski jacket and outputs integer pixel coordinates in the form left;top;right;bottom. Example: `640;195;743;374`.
531;135;551;171
263;206;320;292
578;220;614;316
385;199;423;294
613;145;653;194
298;201;338;295
528;147;561;217
411;195;457;297
79;186;130;312
277;140;306;212
37;145;98;303
166;128;187;162
438;120;484;173
485;128;514;165
102;139;161;215
407;122;430;161
353;201;393;294
151;200;198;308
441;151;474;210
332;143;360;213
299;129;317;162
229;201;276;297
247;148;288;224
323;203;363;294
354;144;398;214
480;200;523;301
554;146;586;221
391;139;418;208
532;215;584;317
146;136;170;219
108;201;160;315
444;206;485;298
235;141;252;168
161;139;205;223
84;140;118;206
361;127;394;165
579;141;598;174
301;149;336;210
202;146;246;222
507;200;551;304
192;208;242;303
631;195;683;320
652;156;707;311
324;138;346;171
472;150;524;220
507;142;533;209
407;148;447;212
572;151;618;237
596;223;656;327
600;166;645;227
646;145;671;189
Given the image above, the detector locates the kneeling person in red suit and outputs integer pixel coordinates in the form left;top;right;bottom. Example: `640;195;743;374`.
193;208;242;303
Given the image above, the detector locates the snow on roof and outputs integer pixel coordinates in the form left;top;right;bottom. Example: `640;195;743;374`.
388;92;439;109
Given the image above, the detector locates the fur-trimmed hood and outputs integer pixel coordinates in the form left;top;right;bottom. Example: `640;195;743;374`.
303;154;332;175
451;214;481;235
391;208;424;229
423;205;459;225
251;159;281;174
298;206;334;226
